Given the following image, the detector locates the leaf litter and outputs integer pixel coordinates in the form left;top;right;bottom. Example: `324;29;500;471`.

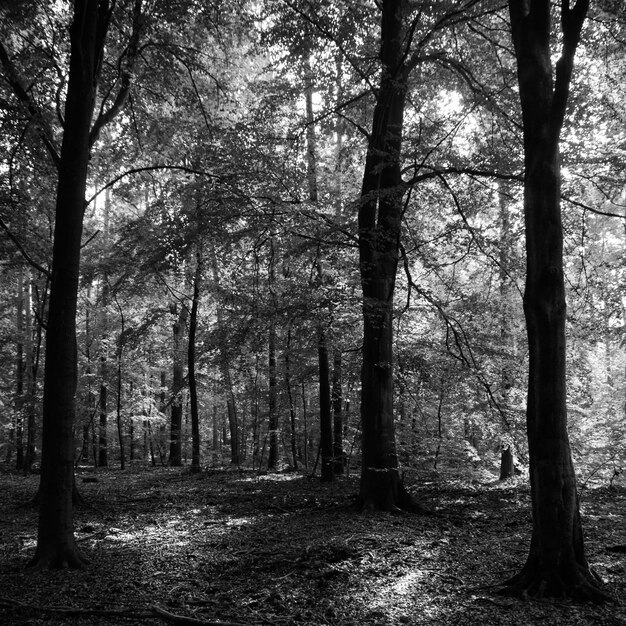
0;465;624;625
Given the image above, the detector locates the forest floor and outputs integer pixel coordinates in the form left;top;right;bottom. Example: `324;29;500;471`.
0;464;625;626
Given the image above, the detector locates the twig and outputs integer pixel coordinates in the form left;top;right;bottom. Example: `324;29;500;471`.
151;605;247;625
0;597;248;625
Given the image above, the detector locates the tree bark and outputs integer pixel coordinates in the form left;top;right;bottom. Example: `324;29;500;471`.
188;251;202;473
15;268;25;470
332;349;344;474
502;0;611;600
169;304;188;466
267;319;278;470
23;270;36;473
30;0;109;569
284;327;299;470
209;246;239;466
267;237;279;470
318;327;333;482
357;0;423;512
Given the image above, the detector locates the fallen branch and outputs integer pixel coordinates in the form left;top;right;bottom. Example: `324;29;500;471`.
151;604;247;625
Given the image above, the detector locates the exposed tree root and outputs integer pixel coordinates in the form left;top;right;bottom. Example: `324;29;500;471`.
498;564;615;603
0;596;246;625
28;545;89;570
357;468;432;514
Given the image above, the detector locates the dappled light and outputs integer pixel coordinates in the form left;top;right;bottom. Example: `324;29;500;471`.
1;0;626;622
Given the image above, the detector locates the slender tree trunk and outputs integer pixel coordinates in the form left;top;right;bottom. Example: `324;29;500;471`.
212;404;219;453
114;296;126;470
267;319;278;470
98;275;109;467
318;327;333;482
503;0;610;600
332;350;344;474
188;252;202;473
302;382;308;469
209;247;239;465
169;304;188;466
499;189;515;479
15;269;25;470
24;272;36;473
98;373;108;466
266;236;279;470
284;327;299;470
31;0;106;569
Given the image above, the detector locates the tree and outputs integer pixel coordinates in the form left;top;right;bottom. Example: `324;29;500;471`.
501;0;612;600
0;0;143;569
169;302;188;467
357;0;427;511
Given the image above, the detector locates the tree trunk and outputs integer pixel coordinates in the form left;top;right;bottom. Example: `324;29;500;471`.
318;327;333;482
332;349;344;474
31;0;107;569
114;296;126;470
226;399;239;466
169;304;188;466
188;252;202;473
24;272;36;473
357;0;423;512
503;0;611;600
267;319;278;470
499;446;514;481
284;327;299;470
15;268;25;470
498;189;515;479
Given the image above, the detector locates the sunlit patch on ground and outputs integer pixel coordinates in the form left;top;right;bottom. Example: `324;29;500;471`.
0;468;624;625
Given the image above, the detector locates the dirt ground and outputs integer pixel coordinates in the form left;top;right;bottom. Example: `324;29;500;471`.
0;465;625;625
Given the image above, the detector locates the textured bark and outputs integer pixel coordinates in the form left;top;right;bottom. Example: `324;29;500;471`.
15;269;25;470
209;246;239;466
503;0;611;601
357;0;423;512
499;446;514;480
318;328;333;482
498;190;515;477
169;304;188;466
332;350;344;475
188;253;202;473
267;320;278;470
285;327;299;470
30;0;108;569
23;272;36;473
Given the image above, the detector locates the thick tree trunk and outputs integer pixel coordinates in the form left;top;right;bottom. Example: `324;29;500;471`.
30;0;106;569
169;304;188;466
503;0;610;601
357;0;423;512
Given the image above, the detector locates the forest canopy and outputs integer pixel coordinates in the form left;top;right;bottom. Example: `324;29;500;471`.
0;0;625;605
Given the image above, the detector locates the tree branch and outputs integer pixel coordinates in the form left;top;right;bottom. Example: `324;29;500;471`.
89;0;144;146
0;216;51;278
0;41;61;168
